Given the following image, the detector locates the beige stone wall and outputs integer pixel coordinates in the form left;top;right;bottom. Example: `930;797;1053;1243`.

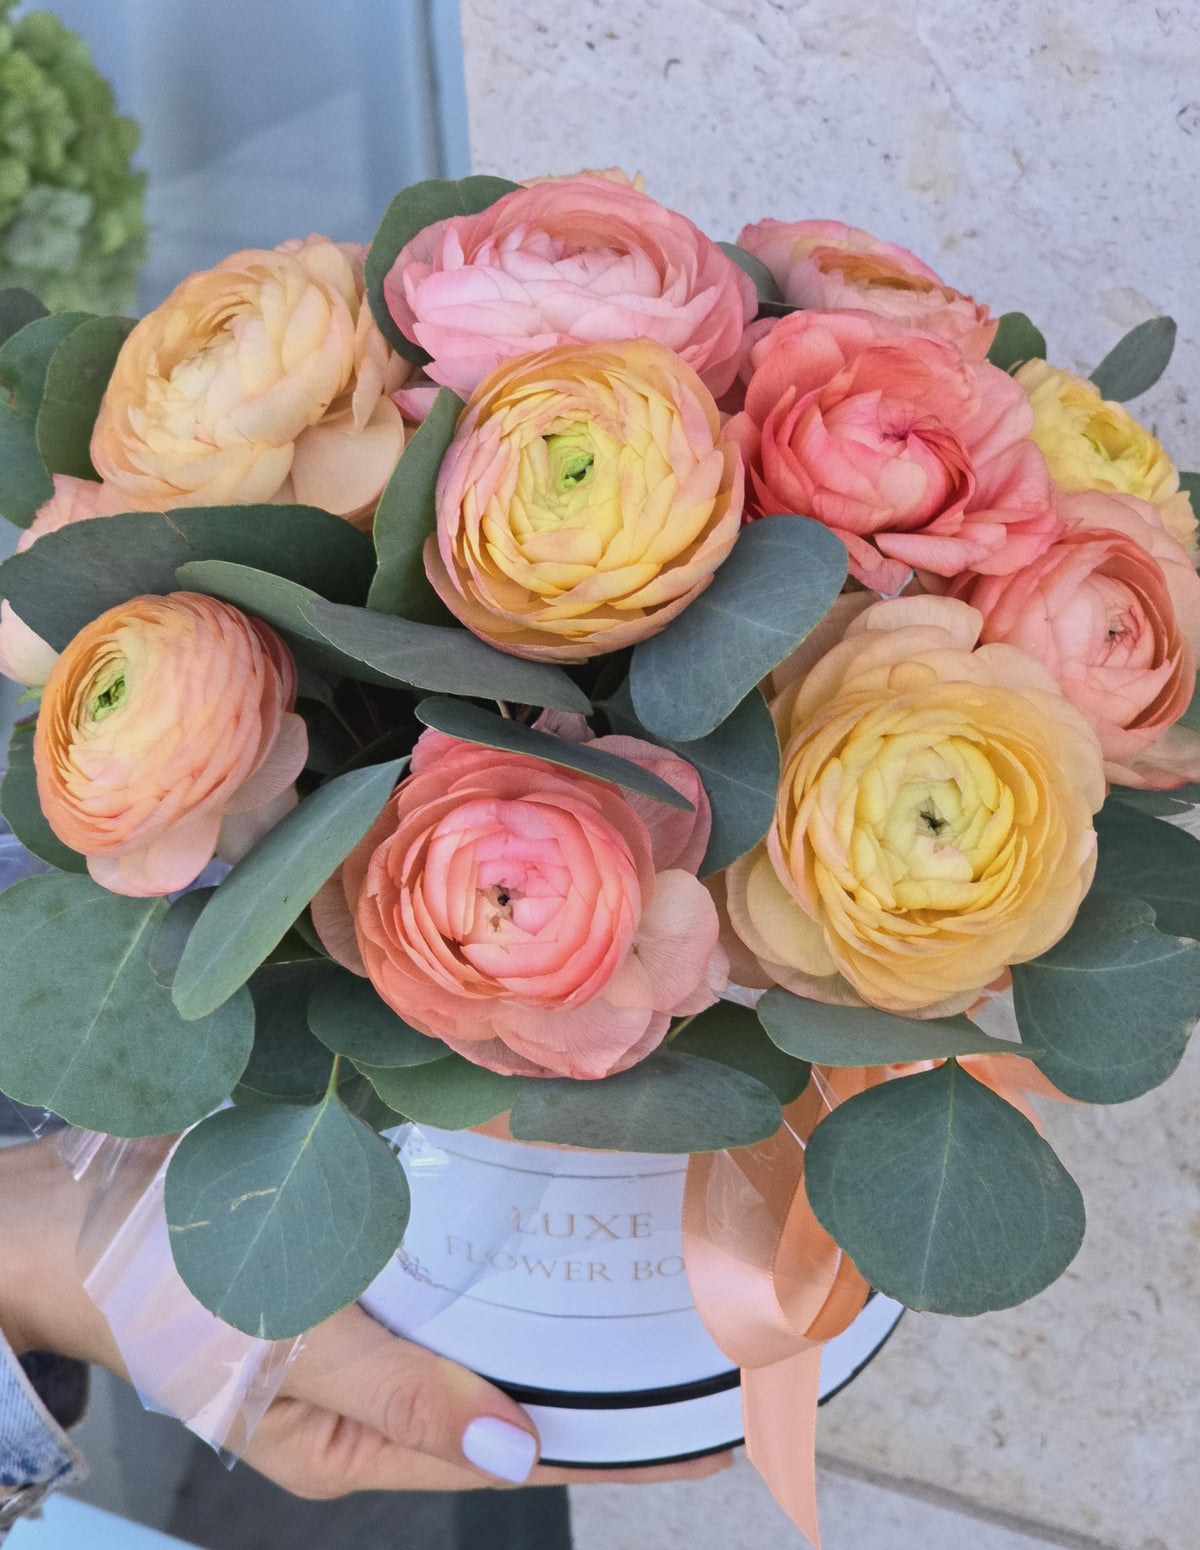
458;5;1200;1545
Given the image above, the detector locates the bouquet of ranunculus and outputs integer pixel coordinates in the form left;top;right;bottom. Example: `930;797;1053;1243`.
3;172;1200;1536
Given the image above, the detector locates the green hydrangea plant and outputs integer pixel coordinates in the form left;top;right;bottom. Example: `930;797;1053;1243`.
0;2;146;314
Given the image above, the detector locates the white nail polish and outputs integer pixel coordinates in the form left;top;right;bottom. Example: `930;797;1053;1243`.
461;1416;539;1482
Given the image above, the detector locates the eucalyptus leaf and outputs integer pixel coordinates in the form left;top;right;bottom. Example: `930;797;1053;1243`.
1090;316;1177;402
306;599;590;713
717;242;785;306
164;1093;410;1338
0;311;91;526
414;696;692;810
172;759;407;1021
308;972;449;1067
758;988;1026;1067
672;1000;809;1104
600;678;778;873
35;315;136;479
239;961;341;1104
804;1062;1086;1314
986;312;1047;373
1177;470;1200;509
1107;781;1200;818
359;1056;525;1129
1011;892;1200;1102
0;720;87;872
365;175;522;360
0;506;376;650
1091;797;1200;940
149;889;216;987
629;516;847;741
509;1050;783;1153
367;387;463;622
0;874;253;1135
0;289;48;348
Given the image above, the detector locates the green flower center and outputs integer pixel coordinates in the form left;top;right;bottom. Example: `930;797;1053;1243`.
545;433;595;493
87;668;127;722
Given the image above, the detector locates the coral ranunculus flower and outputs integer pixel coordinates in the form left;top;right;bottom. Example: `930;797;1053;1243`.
35;593;308;897
91;236;409;526
1015;359;1198;555
724;596;1105;1016
726;310;1059;595
312;729;728;1079
737;218;996;360
425;339;743;660
382;175;756;399
0;475;130;686
953;489;1200;789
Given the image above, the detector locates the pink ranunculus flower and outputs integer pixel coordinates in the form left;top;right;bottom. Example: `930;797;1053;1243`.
382;175;756;400
952;489;1200;789
725;309;1060;594
737;218;996;360
0;476;130;685
312;729;728;1080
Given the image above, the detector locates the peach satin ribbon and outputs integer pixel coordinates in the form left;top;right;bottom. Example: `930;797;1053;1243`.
681;1055;1060;1548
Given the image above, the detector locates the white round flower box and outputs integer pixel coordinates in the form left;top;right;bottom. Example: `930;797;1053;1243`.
362;1124;903;1466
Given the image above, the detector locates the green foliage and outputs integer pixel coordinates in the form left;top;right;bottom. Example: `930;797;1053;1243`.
237;962;342;1105
0;718;86;871
0;309;88;525
600;679;779;875
414;696;693;810
629;515;848;741
358;1055;525;1129
670;1000;809;1104
172;759;407;1020
986;312;1046;373
34;312;134;477
308;971;449;1067
367;386;463;623
0;873;253;1135
758;988;1027;1066
509;1049;783;1153
1091;796;1200;940
1011;892;1200;1102
0;6;146;315
1089;316;1176;402
164;1092;410;1338
364;175;521;360
804;1062;1086;1314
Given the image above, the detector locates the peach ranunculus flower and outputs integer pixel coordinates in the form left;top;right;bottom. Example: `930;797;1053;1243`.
726;310;1060;595
90;236;409;527
951;489;1200;790
1015;359;1198;555
312;727;728;1079
425;339;743;661
34;592;308;897
736;218;996;361
0;476;130;686
382;175;756;399
724;596;1105;1016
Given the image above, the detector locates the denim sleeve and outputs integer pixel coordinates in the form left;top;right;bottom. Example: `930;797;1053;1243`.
0;1334;86;1539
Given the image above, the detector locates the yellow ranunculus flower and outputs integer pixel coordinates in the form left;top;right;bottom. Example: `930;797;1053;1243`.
1016;359;1197;553
425;339;743;661
724;596;1106;1016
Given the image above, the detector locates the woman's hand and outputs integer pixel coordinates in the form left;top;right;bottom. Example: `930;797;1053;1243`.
0;1136;730;1495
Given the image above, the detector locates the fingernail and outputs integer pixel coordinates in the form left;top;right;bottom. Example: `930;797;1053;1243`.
462;1416;539;1482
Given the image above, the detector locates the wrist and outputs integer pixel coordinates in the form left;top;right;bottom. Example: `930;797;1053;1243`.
0;1139;97;1362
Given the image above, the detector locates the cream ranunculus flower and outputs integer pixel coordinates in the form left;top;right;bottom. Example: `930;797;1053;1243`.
91;236;409;527
724;596;1106;1016
1015;359;1197;554
425;339;743;661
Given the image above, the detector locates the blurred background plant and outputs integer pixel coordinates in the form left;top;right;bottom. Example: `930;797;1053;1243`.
0;0;145;313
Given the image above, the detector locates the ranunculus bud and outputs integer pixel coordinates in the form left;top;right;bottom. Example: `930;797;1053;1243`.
726;309;1059;594
737;218;996;360
35;592;307;896
953;489;1200;790
383;175;756;399
425;339;743;660
1015;360;1198;555
724;596;1105;1016
91;236;409;526
312;729;727;1079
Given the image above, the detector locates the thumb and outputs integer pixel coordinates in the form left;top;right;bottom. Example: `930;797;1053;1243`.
280;1302;541;1484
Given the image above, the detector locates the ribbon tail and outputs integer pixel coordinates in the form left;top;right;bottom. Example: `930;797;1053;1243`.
742;1347;824;1550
